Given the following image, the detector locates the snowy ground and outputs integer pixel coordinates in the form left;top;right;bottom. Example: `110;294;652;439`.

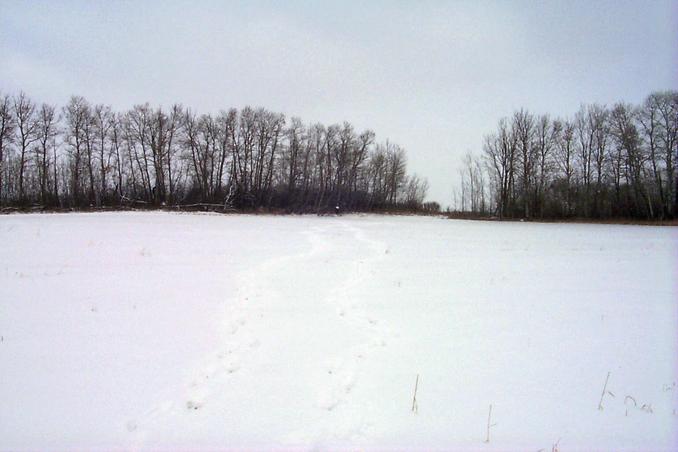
1;212;676;451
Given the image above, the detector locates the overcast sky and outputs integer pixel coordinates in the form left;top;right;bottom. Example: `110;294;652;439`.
1;0;676;205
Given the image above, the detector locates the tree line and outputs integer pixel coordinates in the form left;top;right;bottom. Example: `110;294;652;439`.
0;92;429;213
455;90;677;220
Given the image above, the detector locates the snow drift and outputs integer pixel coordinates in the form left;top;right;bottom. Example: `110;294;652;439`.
1;212;676;450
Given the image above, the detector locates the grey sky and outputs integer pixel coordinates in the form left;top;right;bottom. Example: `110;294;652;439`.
1;0;676;205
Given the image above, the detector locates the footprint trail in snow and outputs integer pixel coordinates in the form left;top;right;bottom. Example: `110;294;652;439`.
128;220;392;449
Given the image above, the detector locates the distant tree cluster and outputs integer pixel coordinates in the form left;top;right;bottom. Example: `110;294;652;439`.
455;91;677;220
0;92;429;212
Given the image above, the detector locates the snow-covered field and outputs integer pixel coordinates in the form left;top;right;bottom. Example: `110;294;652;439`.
1;212;676;451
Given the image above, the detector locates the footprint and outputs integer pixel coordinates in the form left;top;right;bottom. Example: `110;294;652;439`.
224;340;240;353
317;392;340;411
186;400;203;410
343;377;355;394
225;357;241;374
371;338;387;347
203;362;218;375
324;357;342;374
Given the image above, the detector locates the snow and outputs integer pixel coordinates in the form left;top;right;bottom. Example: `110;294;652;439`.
1;212;676;451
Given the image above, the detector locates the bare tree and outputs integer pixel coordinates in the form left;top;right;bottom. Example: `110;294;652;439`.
575;105;595;216
656;92;678;216
609;103;652;218
93;104;113;205
513;109;535;218
483;118;516;218
110;113;125;201
534;115;555;218
458;151;487;214
403;174;429;208
641;91;678;217
18;87;678;217
0;93;16;205
589;105;609;217
14;92;39;203
385;141;407;205
63;96;90;206
35;103;59;204
553;119;575;216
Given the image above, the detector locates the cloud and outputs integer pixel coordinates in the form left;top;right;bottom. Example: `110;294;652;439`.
1;0;675;205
